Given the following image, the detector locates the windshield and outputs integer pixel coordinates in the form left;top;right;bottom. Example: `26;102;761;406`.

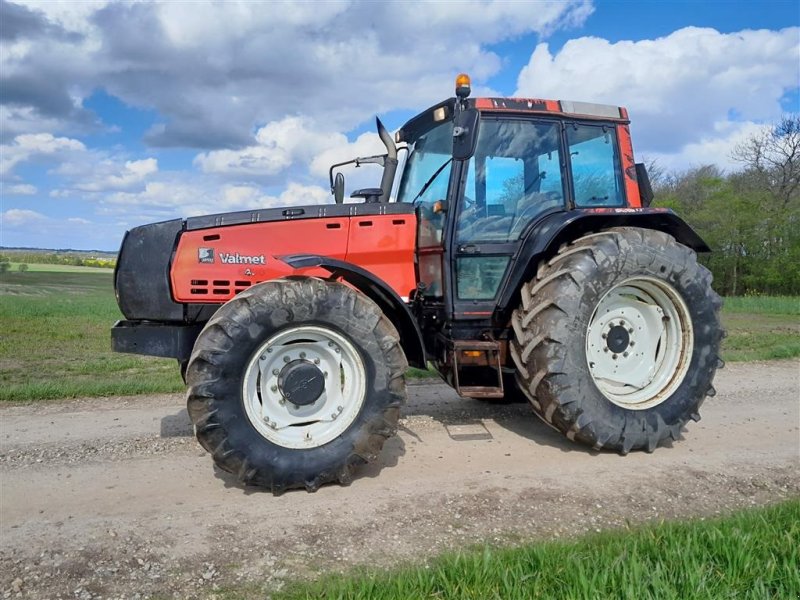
396;121;454;204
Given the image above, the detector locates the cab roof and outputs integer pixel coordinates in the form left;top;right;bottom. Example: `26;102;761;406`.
397;96;629;145
474;97;629;121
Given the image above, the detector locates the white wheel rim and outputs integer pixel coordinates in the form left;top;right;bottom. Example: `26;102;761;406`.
242;325;366;449
585;277;694;410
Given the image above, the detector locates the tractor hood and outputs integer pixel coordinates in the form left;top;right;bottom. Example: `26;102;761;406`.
114;202;417;323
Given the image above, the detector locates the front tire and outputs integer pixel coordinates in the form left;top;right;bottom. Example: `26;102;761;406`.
186;277;407;493
510;227;722;453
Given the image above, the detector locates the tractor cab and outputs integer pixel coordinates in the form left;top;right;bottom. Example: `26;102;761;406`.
335;74;657;396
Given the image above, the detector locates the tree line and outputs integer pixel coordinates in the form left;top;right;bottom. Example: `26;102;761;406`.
652;115;799;296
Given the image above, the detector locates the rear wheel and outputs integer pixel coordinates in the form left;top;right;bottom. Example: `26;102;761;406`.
510;227;722;453
186;277;407;493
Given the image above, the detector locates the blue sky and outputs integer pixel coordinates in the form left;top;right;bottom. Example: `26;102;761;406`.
1;0;798;251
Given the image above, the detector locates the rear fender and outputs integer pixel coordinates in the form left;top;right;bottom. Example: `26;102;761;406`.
496;208;710;317
279;254;426;369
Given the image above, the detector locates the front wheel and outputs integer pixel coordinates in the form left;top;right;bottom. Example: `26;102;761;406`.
186;277;407;493
510;227;722;453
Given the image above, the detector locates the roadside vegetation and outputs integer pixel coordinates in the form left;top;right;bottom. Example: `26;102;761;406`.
269;500;799;599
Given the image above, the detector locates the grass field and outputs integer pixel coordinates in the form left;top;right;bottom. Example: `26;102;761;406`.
260;500;800;599
5;262;115;273
720;296;799;362
0;270;183;401
0;268;797;402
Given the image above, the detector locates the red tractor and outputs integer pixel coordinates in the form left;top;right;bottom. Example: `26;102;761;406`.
112;75;722;493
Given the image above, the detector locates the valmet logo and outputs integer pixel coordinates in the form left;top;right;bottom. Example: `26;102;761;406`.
198;248;266;265
198;247;214;263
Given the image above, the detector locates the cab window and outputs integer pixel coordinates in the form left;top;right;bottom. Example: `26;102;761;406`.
396;120;454;297
457;119;564;243
567;124;624;207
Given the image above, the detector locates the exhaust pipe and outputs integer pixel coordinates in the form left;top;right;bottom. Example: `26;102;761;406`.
377;117;398;203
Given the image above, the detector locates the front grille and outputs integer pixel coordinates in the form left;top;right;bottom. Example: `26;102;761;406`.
188;279;252;299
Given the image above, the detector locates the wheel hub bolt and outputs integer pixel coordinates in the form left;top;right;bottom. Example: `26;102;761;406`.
601;333;607;339
270;385;278;392
272;369;280;376
630;341;636;347
628;328;634;334
337;405;343;412
623;352;629;357
300;352;306;359
283;356;291;363
331;413;338;419
260;355;267;361
612;354;618;360
314;358;320;365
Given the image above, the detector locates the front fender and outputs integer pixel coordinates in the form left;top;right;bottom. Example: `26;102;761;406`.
279;254;426;369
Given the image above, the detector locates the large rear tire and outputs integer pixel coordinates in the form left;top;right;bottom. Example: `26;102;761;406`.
510;227;722;453
186;277;407;493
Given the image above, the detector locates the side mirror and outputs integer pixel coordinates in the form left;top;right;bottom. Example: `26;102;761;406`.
334;172;345;204
453;108;479;160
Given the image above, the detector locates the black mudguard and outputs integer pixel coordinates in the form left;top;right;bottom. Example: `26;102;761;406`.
279;254;427;369
496;208;710;317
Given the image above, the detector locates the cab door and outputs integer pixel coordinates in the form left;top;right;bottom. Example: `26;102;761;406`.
450;116;566;320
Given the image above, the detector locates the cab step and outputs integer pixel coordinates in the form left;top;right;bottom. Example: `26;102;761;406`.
450;340;504;398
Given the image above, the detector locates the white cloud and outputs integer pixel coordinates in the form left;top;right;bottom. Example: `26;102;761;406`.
195;117;347;178
0;133;85;175
71;157;159;192
3;183;37;195
644;120;765;172
309;131;387;179
276;182;331;207
101;177;331;221
1;208;47;226
516;27;799;167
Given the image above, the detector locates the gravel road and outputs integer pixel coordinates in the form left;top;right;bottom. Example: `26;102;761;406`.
1;360;798;599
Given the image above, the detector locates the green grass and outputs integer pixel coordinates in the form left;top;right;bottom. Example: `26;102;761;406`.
0;270;183;402
5;262;113;273
271;501;800;600
721;296;800;362
0;268;796;402
723;296;799;315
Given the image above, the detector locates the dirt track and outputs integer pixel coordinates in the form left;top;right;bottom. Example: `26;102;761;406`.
1;360;798;599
